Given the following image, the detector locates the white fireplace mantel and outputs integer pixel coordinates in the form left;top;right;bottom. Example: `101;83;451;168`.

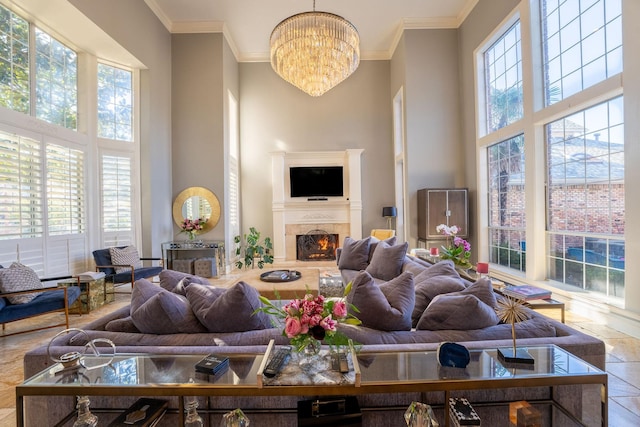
271;149;364;261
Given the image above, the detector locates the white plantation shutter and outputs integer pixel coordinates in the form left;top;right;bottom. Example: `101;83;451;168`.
101;154;133;246
0;131;43;239
46;143;84;235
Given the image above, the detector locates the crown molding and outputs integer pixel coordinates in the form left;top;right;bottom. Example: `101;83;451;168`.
144;0;172;32
171;20;225;34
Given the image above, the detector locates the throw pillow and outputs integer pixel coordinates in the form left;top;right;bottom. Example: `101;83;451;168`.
0;262;43;304
411;260;466;327
109;245;143;274
347;270;415;331
416;294;499;330
130;279;207;334
337;236;371;271
158;270;211;295
365;241;409;281
448;277;497;308
185;281;273;333
105;316;140;333
368;235;397;262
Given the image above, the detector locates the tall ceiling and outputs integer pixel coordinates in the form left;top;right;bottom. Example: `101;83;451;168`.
144;0;479;61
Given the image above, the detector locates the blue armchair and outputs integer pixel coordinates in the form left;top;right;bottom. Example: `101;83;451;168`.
0;266;81;337
92;247;163;291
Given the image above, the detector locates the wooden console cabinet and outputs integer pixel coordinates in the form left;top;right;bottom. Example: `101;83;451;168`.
417;188;468;246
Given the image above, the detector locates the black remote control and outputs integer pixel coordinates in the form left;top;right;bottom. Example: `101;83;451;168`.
263;345;292;378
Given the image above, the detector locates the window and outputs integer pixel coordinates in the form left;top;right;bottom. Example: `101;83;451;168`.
101;155;132;233
0;6;29;113
484;21;522;133
541;0;623;105
488;135;526;271
0;130;43;239
546;97;624;296
97;63;133;141
35;28;77;129
46;144;84;235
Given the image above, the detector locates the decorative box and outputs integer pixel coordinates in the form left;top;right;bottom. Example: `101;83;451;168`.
194;257;217;278
172;258;195;274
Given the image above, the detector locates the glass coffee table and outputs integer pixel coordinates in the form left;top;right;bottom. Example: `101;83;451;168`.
17;344;607;426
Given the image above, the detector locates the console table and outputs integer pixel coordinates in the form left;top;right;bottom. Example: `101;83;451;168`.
161;240;225;278
17;344;607;426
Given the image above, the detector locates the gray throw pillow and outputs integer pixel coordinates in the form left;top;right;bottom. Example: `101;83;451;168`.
365;241;409;281
130;278;207;334
109;245;143;274
412;260;466;327
337;236;371;271
105;316;140;333
159;270;210;295
448;277;497;308
416;294;499;330
347;270;415;331
0;262;43;304
368;235;397;262
186;281;273;333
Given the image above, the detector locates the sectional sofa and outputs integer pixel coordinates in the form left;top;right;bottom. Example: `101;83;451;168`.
22;236;605;426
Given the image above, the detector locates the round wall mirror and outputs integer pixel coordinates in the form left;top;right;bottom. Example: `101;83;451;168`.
172;187;221;234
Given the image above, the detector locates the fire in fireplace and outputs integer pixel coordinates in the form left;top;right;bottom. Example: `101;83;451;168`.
296;230;339;261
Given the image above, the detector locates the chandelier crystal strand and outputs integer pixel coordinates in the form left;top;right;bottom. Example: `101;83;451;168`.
270;8;360;97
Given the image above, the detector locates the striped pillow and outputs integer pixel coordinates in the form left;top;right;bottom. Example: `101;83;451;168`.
109;246;143;274
0;262;43;304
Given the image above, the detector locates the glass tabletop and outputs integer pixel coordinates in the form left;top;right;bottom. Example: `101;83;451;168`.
22;344;604;390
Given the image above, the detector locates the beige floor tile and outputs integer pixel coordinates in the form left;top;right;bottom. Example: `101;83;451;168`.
608;398;640;425
603;338;640;362
607;361;640;387
607;371;640;397
0;409;15;427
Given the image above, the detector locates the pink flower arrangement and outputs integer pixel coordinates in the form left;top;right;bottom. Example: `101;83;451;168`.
436;223;472;269
181;218;206;239
257;285;360;352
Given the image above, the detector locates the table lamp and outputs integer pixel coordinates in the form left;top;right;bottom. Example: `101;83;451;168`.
382;206;397;229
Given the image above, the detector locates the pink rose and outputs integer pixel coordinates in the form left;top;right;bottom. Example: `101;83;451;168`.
332;300;347;318
284;317;302;338
320;315;337;332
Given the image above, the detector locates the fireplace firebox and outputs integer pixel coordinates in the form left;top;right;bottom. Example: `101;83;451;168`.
296;230;339;261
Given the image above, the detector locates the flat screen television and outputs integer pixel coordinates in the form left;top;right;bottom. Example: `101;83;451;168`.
289;166;344;198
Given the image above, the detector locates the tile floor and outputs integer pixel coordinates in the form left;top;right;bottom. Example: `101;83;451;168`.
1;265;639;426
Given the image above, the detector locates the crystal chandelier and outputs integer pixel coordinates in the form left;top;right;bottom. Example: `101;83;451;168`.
269;1;360;97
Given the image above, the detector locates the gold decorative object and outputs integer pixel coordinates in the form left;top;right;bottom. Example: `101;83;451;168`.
496;297;534;364
269;0;360;97
173;187;221;233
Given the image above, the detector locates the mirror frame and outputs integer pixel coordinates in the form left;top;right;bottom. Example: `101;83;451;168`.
172;186;221;234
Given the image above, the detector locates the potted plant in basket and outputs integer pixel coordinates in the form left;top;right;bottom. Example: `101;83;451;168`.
234;227;274;269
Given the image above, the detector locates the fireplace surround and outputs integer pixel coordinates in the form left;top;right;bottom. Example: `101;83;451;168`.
271;149;364;261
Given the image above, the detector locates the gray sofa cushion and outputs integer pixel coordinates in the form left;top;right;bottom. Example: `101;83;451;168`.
105;316;140;333
159;269;210;294
365;241;409;281
130;279;207;334
416;294;499;330
337;236;371;271
347;270;414;331
186;281;273;333
449;277;497;308
412;260;466;327
368;235;397;262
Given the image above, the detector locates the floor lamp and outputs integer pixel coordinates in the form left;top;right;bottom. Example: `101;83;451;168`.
382;206;397;230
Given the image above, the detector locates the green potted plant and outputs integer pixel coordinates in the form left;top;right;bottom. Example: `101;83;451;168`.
234;227;274;269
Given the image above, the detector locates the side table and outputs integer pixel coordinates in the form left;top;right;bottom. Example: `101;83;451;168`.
57;277;113;314
492;280;565;323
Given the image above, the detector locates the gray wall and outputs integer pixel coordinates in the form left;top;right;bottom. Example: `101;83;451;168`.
238;60;393;238
70;0;173;258
171;33;230;241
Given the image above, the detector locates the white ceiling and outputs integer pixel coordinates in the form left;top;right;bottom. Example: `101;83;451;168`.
144;0;479;62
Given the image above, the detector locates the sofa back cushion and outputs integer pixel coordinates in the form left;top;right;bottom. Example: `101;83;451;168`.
337;236;371;271
416;294;499;330
347;270;415;331
186;281;273;333
130;278;207;334
365;241;409;281
412;260;466;327
0;262;43;304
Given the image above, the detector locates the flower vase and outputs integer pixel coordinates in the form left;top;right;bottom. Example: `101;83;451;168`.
299;339;322;367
